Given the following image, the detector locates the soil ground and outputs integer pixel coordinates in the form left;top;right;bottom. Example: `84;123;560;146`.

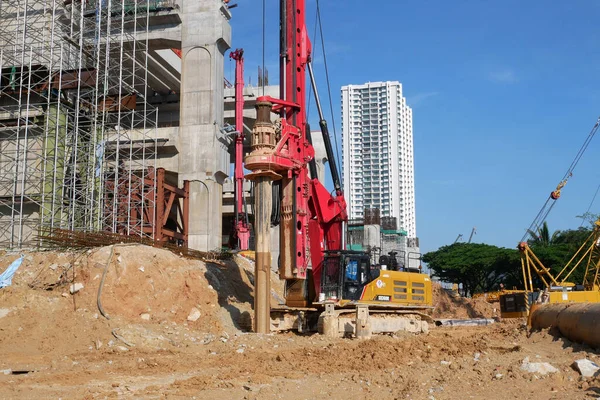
0;245;598;399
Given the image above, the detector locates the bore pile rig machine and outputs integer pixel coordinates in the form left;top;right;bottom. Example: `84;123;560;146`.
244;0;432;336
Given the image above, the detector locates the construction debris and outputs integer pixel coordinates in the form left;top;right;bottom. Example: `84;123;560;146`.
0;256;24;288
69;283;84;294
520;357;559;375
435;318;495;327
572;359;600;378
432;283;497;319
38;228;230;264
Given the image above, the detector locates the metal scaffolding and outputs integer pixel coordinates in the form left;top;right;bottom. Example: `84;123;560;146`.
0;0;160;248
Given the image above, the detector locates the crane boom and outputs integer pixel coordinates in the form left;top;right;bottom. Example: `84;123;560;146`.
468;227;476;243
521;117;600;242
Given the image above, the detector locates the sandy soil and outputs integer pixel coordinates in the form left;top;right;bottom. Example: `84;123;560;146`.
432;283;498;319
0;245;598;399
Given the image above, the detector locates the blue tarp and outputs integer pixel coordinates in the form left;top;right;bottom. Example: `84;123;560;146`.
0;256;24;288
345;260;358;281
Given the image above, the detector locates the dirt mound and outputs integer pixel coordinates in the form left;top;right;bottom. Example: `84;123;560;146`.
0;245;245;365
0;245;292;368
432;283;498;319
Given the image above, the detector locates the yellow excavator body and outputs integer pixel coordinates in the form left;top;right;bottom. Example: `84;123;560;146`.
354;270;433;307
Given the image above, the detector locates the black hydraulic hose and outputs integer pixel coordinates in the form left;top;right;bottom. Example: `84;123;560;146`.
307;62;342;194
97;243;135;320
305;124;319;179
271;180;281;226
319;119;341;193
97;244;116;320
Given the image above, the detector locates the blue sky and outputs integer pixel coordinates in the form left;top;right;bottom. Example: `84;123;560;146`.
228;1;600;254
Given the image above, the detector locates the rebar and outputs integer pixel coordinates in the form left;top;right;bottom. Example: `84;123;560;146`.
37;227;230;262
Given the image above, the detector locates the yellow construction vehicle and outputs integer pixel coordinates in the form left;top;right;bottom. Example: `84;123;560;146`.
473;288;520;303
501;223;600;318
517;218;600;303
500;117;600;317
270;250;434;336
320;251;432;307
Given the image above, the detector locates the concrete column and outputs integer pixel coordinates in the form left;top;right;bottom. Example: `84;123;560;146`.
178;0;231;251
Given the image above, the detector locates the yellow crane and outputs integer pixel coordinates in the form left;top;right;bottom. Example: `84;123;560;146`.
518;218;600;302
500;117;600;317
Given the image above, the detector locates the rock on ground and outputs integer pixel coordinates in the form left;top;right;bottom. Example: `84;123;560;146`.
187;308;201;322
521;356;559;375
69;283;84;294
572;359;600;378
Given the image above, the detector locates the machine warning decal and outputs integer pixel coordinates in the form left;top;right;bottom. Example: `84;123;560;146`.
376;279;385;288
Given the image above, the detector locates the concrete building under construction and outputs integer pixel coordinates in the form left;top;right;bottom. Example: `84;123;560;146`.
0;0;328;254
0;0;236;250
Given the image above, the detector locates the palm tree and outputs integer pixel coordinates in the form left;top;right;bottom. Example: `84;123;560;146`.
527;221;560;246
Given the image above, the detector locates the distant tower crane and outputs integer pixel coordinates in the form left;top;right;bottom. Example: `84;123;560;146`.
468;227;477;243
453;234;463;244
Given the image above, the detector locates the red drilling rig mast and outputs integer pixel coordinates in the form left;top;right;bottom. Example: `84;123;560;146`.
229;49;250;251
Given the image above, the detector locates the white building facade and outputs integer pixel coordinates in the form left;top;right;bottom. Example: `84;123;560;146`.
341;81;417;238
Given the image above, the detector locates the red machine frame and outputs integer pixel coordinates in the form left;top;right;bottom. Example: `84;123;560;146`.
229;49;251;250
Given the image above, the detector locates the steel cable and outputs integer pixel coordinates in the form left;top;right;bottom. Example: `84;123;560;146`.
522;117;600;242
316;0;342;179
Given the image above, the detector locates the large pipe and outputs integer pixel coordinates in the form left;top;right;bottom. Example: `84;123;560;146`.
530;303;600;348
246;101;277;334
254;176;272;334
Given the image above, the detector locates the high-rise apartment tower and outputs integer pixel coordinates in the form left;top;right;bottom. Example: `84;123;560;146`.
341;81;416;237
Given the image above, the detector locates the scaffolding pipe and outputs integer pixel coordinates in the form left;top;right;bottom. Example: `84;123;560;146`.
0;0;158;248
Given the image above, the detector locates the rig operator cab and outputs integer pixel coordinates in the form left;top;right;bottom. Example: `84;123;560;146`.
319;251;432;308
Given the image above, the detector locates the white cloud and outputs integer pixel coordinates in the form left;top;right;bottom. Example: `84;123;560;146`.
311;42;351;65
408;91;440;106
488;69;518;84
430;179;457;186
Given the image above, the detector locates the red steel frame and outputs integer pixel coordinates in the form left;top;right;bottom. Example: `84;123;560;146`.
104;167;189;246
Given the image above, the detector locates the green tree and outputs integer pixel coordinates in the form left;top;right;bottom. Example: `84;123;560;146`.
527;221;560;247
423;243;521;297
